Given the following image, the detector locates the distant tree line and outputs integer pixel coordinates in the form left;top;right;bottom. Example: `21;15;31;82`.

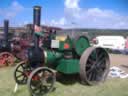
63;29;128;39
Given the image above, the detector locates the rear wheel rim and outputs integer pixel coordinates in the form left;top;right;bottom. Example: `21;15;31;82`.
80;47;110;85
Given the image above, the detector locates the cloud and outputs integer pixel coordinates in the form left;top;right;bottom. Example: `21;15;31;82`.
55;0;128;29
77;8;128;29
50;17;67;27
0;1;24;19
64;0;80;9
11;1;24;10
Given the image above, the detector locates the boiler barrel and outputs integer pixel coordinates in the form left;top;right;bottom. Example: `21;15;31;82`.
44;50;63;64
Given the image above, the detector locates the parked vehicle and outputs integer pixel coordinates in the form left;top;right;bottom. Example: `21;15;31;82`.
93;36;126;50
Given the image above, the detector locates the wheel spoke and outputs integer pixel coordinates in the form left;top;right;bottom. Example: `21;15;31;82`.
21;64;26;69
39;86;48;93
17;74;24;78
87;70;93;81
96;58;105;68
95;49;99;60
97;53;104;63
32;82;42;92
33;87;40;93
16;70;23;73
95;68;103;81
86;65;94;74
91;70;97;81
89;55;96;63
22;76;26;82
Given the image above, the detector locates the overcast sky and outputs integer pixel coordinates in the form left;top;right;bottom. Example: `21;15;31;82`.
0;0;128;29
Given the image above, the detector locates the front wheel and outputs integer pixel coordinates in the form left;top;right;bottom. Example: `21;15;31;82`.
27;67;56;96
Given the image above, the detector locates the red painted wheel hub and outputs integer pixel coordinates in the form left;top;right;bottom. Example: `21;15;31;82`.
0;52;15;67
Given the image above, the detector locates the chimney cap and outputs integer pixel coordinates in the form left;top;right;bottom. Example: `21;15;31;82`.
33;6;41;10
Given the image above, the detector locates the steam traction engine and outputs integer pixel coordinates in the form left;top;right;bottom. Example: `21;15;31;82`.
0;20;31;67
14;6;110;96
0;20;15;67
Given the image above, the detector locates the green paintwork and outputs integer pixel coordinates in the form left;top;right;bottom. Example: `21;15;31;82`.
35;32;45;37
56;59;79;74
75;36;90;56
46;51;63;64
42;33;91;74
45;51;80;74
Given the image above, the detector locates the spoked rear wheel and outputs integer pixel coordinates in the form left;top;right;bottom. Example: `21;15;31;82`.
14;61;31;85
27;67;56;96
80;47;110;85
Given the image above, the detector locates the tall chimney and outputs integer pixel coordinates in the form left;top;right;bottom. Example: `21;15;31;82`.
33;6;41;48
33;6;41;26
4;20;9;42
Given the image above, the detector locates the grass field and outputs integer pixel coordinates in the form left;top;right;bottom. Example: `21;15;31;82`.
0;66;128;96
0;54;128;96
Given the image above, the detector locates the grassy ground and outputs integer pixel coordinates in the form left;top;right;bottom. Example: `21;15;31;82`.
0;66;128;96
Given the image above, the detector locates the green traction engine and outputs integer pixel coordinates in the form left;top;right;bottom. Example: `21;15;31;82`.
14;6;110;96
